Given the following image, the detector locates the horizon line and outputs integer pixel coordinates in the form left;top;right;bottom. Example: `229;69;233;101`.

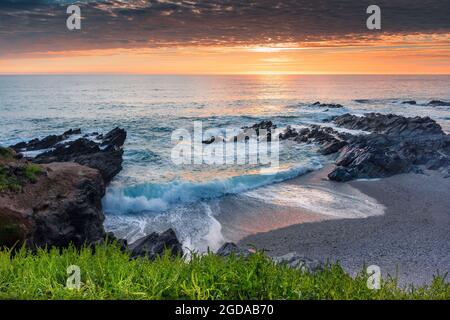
1;73;450;76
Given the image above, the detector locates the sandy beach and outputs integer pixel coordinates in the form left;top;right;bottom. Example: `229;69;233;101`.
233;167;450;286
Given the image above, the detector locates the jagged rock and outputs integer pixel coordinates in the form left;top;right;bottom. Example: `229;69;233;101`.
129;229;183;260
14;127;127;184
319;140;347;155
279;125;298;140
216;242;251;257
11;128;81;151
331;113;444;136
272;252;324;273
427;100;450;107
326;114;449;181
0;161;106;249
231;120;277;142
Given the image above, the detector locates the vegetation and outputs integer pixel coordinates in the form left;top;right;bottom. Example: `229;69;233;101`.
0;147;14;159
0;146;43;192
0;243;448;300
24;164;43;183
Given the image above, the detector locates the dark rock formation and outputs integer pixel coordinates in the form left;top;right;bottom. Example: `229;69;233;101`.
11;127;126;184
0;160;106;249
271;112;449;181
402;100;417;105
216;242;251;257
272;252;324;273
427;100;450;107
326;113;449;181
331;113;444;136
128;228;183;260
202;136;216;144
11;129;81;151
279;125;348;155
311;101;343;109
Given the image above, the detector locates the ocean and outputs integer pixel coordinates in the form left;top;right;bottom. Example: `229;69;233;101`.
1;74;449;251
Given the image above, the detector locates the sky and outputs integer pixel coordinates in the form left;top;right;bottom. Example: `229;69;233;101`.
0;0;449;74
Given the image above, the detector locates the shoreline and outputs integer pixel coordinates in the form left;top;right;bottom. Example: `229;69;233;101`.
237;167;450;286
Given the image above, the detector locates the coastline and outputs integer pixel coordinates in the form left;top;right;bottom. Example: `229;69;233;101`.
238;167;450;286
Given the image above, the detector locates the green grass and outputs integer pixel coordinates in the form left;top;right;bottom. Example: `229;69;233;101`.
0;147;14;159
24;164;43;183
0;243;448;300
0;164;43;192
0;167;22;192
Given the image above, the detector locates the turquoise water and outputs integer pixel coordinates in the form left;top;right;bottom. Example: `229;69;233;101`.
1;75;449;250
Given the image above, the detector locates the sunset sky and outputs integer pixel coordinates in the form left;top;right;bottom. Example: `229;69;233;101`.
1;0;449;74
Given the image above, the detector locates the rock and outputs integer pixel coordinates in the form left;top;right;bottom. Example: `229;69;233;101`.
279;125;298;140
272;252;324;273
216;242;252;257
402;100;417;105
11;128;81;152
326;114;449;181
427;100;450;107
202;136;216;144
129;229;183;260
232;120;277;142
327;167;357;182
19;127;127;184
319;140;347;155
332;113;444;136
0;161;106;249
242;120;276;131
311;101;343;108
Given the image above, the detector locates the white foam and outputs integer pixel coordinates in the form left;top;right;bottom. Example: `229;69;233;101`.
243;183;385;219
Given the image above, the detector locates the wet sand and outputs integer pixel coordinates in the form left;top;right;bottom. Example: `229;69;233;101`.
235;168;450;286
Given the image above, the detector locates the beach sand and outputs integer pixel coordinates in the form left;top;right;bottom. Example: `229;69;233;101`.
226;167;450;286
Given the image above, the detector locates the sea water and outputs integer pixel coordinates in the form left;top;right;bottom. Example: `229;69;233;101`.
1;75;449;251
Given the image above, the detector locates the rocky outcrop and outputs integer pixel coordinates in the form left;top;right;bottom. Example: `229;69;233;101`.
275;113;450;181
272;252;324;273
2;127;127;249
215;243;324;273
279;125;349;155
128;229;183;260
11;127;126;184
325;113;449;181
331;113;444;136
216;242;252;257
10;129;81;152
3;128;185;258
0;156;106;249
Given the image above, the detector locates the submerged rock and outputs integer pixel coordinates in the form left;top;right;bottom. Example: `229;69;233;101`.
128;229;183;260
427;100;450;107
311;101;344;109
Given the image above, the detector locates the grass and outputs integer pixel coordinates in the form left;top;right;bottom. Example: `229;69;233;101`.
23;164;43;183
0;147;14;159
0;163;43;192
0;167;22;192
0;243;448;300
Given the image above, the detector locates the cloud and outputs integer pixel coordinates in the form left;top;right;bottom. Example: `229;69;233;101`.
0;0;449;57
